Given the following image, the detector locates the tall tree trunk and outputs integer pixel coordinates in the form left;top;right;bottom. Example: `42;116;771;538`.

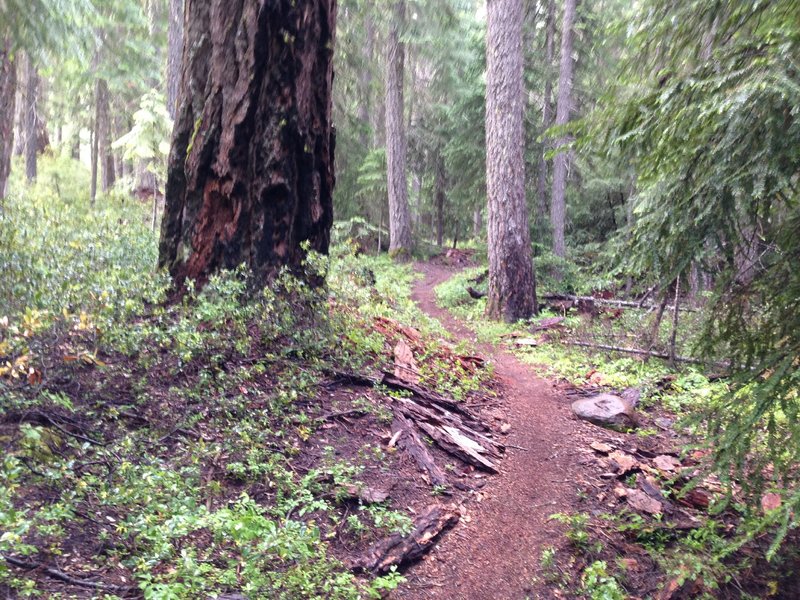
473;207;482;238
167;0;184;118
12;55;24;157
485;0;537;322
0;37;16;199
23;53;39;182
550;0;577;259
435;154;445;247
536;0;555;230
385;0;413;257
159;0;337;288
358;16;374;148
96;78;115;192
90;118;98;205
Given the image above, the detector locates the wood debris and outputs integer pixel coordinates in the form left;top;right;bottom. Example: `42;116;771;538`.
626;489;663;515
349;505;459;573
393;339;419;384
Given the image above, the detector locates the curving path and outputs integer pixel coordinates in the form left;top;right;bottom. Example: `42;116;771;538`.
395;263;585;600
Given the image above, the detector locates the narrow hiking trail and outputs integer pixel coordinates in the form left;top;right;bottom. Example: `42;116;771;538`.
397;262;586;600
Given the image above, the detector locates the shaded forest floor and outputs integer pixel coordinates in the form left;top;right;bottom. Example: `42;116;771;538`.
1;158;797;598
393;261;800;600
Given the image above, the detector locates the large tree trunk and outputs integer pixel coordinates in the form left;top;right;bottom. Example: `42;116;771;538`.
550;0;577;259
485;0;537;322
96;78;115;192
385;0;413;257
12;54;24;158
159;0;337;288
536;0;555;231
167;0;184;118
0;37;16;199
23;53;39;182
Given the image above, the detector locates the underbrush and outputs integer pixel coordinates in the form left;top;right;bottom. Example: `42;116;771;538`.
434;264;799;599
0;158;486;598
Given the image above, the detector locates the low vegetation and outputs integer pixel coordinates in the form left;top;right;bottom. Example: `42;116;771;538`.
0;157;487;598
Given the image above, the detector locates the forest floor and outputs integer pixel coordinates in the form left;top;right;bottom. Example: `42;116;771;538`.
396;262;586;600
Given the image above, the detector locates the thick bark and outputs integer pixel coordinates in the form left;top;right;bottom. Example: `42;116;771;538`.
159;0;337;288
536;0;556;230
350;505;459;574
23;53;39;182
167;0;184;118
96;78;115;192
485;0;537;322
0;37;16;199
385;0;413;257
550;0;577;258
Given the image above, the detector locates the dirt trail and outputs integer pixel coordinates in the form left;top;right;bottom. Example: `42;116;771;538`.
397;263;585;600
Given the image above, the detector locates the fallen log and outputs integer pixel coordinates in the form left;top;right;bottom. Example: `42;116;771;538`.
415;420;498;473
394;397;504;459
349;505;459;573
381;373;483;426
324;369;503;473
565;341;704;365
392;414;449;488
541;293;697;313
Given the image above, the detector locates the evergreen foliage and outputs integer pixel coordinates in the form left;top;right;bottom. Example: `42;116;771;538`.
600;0;800;529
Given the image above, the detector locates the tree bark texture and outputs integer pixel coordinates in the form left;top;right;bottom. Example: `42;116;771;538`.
167;0;184;118
96;78;115;192
23;52;39;182
159;0;337;287
385;0;413;256
536;0;555;230
485;0;537;322
0;37;16;199
550;0;577;258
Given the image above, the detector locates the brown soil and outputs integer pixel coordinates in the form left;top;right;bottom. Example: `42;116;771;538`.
395;262;586;600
